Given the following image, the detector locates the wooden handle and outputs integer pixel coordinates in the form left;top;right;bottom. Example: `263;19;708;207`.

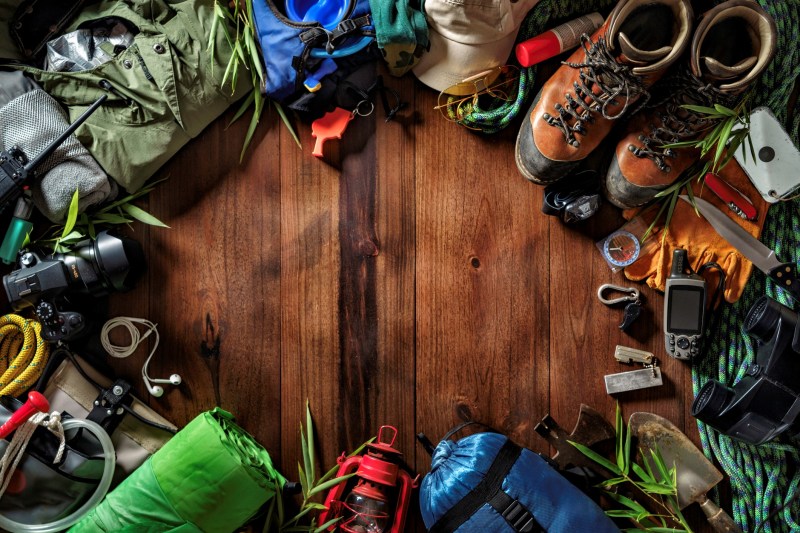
699;496;742;533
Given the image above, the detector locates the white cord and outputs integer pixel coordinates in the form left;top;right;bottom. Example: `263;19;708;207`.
101;317;161;386
101;316;158;359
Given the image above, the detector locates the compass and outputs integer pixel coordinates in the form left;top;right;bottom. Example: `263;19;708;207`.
602;230;641;267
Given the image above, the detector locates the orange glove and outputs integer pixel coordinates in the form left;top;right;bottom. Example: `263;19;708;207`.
622;158;769;303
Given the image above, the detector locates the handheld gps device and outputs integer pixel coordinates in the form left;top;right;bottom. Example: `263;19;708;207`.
664;249;707;360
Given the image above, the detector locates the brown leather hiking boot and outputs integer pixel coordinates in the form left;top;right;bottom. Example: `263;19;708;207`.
515;0;693;185
604;0;777;209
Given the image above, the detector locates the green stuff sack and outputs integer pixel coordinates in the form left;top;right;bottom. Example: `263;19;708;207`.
70;408;286;533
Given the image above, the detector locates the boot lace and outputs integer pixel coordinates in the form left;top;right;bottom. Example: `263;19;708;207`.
628;68;736;172
543;35;650;147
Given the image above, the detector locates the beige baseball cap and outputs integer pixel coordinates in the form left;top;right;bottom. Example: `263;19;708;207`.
413;0;540;92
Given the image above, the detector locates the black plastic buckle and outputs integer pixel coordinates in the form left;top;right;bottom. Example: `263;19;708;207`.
87;378;132;433
489;491;541;533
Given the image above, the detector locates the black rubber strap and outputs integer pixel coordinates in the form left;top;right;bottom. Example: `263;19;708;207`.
430;439;523;533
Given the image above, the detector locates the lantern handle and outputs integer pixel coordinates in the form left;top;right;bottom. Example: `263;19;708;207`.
377;425;397;446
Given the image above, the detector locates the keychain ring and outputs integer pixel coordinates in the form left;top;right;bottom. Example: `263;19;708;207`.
354;100;374;117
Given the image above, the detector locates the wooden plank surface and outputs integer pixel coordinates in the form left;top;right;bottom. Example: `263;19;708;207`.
102;68;718;532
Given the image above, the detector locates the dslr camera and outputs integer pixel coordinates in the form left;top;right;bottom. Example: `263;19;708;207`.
3;231;145;342
692;296;800;445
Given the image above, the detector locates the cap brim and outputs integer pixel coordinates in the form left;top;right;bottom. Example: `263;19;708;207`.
412;26;517;93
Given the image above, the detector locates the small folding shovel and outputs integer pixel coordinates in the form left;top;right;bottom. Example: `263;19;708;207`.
629;412;741;533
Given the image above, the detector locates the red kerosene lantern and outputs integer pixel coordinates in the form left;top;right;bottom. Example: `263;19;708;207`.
320;426;419;533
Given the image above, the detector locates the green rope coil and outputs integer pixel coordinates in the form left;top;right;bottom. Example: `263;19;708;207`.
691;1;800;531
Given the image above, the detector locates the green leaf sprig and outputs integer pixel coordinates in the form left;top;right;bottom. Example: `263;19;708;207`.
36;179;169;253
641;94;754;243
264;401;373;533
210;0;301;161
570;404;693;532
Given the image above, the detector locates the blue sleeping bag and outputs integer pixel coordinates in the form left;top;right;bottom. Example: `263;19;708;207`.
420;432;619;533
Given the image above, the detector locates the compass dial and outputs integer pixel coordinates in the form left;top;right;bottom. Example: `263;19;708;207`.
603;230;641;267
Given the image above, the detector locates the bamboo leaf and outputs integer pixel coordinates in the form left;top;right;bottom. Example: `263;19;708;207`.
274;101;301;148
632;462;654;483
307;473;356;498
624;419;632;476
661;189;679;244
681;104;721;115
713;118;735;169
244;27;264;82
648;528;686;533
747;133;756;163
229;90;255;126
61;188;80;239
604;490;648;514
314;517;342;533
713;103;737;117
606;509;642;518
638;482;678;495
599;476;627;488
239;103;262;162
615;404;625;472
298;462;309;499
120;203;170;227
306;400;315;488
651;448;671;483
570;441;621;475
300;427;313;497
93;213;133;224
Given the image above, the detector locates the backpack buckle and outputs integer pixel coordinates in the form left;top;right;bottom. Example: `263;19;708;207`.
489;491;540;533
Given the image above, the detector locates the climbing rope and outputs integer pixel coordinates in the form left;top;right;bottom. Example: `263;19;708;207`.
0;315;50;398
691;1;800;531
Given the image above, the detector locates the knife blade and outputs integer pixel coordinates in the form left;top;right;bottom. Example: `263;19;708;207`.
680;195;800;301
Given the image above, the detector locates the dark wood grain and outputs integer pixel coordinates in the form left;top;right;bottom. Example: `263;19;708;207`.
98;68;720;533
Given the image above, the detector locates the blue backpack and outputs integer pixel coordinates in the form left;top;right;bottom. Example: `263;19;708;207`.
419;430;620;533
252;0;375;105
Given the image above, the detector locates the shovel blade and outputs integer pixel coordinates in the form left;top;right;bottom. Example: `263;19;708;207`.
629;412;723;510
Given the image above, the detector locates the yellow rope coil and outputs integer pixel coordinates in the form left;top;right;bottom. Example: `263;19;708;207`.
0;315;50;397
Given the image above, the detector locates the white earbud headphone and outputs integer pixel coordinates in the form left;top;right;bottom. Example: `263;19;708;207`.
101;317;183;397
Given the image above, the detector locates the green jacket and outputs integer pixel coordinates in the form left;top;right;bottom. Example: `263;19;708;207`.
0;0;250;192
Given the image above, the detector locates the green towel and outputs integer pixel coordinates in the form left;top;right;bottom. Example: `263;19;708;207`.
70;408;285;533
369;0;429;76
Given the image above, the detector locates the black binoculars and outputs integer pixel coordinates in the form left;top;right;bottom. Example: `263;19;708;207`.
692;296;800;445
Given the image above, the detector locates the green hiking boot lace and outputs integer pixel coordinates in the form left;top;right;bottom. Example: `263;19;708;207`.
543;35;650;147
628;68;737;172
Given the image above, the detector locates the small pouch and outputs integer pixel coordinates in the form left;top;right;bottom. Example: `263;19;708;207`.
36;349;176;479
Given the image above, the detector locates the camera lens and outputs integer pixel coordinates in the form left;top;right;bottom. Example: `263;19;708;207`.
692;380;733;421
60;231;145;296
93;231;145;292
744;296;782;342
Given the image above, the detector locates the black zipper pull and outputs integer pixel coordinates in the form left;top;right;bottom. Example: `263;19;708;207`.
99;79;132;105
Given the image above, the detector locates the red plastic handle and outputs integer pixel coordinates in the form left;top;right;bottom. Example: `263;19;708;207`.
0;392;50;440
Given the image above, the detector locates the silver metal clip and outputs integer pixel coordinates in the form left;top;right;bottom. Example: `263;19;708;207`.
597;284;640;305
